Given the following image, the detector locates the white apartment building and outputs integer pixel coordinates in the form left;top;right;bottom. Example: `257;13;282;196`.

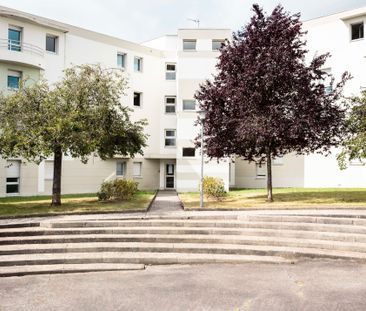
0;5;366;197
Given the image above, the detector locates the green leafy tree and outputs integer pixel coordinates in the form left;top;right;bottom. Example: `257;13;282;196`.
338;90;366;169
0;64;147;206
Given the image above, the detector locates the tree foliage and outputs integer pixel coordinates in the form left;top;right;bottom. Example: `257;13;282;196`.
195;4;350;201
338;90;366;169
0;64;147;205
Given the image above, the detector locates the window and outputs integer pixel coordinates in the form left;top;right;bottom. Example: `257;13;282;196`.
134;57;143;72
212;39;225;51
8;26;22;51
273;157;283;166
351;22;364;40
256;163;266;179
322;68;332;94
133;162;142;177
183;39;196;51
165;129;176;147
183;99;196;111
7;70;21;89
117;53;126;69
116;161;126;176
165;63;176;80
183;148;195;157
134;92;142;107
46;35;58;53
44;161;54;179
6;160;20;194
165;96;176;113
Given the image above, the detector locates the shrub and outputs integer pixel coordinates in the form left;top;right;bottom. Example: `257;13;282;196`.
97;179;138;201
202;176;227;201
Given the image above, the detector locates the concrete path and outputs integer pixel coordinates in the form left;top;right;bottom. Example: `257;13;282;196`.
2;261;366;311
148;190;183;214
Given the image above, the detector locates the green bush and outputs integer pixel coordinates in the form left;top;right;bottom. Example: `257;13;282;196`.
97;179;138;201
202;176;227;201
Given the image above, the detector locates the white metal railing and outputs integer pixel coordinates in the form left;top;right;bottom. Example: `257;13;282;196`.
0;39;44;57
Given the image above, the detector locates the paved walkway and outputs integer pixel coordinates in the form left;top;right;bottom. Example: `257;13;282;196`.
148;190;183;214
2;261;366;311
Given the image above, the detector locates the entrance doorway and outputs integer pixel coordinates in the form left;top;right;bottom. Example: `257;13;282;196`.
165;163;175;189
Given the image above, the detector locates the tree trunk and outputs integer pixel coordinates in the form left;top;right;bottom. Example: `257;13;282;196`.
266;151;273;202
51;146;62;206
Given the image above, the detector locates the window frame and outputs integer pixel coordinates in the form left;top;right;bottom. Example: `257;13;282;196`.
165;63;176;80
6;160;20;195
182;99;196;111
183;39;197;51
8;25;22;52
132;162;142;177
165;96;176;114
212;39;225;51
182;147;196;157
133;91;142;108
164;129;176;147
351;22;364;41
7;70;22;90
116;161;127;176
45;34;58;53
134;56;143;72
117;52;127;69
255;162;266;179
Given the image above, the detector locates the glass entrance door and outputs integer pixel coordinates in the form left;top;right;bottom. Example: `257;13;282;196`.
165;164;175;189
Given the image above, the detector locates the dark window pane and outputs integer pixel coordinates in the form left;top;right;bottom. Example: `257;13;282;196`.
165;105;176;113
6;184;19;193
46;36;57;52
7;76;20;89
134;92;141;106
165;138;176;146
6;177;19;183
166;97;176;104
166;176;174;188
352;23;364;40
166;64;175;71
183;148;195;157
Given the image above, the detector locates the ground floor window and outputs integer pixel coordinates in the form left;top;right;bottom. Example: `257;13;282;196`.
116;161;126;176
133;162;142;177
256;162;266;179
6;160;20;194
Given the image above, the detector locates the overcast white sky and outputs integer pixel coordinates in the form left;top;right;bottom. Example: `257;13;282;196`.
1;0;366;42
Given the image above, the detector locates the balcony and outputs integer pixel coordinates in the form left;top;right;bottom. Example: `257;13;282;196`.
0;39;45;69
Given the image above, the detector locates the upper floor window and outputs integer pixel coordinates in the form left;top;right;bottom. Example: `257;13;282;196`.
183;147;195;157
166;63;176;80
183;39;196;51
165;96;176;114
134;92;142;107
134;56;143;72
7;70;21;89
351;22;364;41
183;99;196;111
165;129;176;147
46;35;58;53
212;39;225;51
117;53;126;69
8;26;22;52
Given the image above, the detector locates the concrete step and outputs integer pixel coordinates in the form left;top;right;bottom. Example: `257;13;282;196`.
2;234;366;254
0;263;145;277
0;252;292;268
1;244;366;267
2;227;366;246
3;222;366;238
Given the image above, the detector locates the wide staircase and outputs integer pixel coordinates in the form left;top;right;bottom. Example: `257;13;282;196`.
2;213;366;276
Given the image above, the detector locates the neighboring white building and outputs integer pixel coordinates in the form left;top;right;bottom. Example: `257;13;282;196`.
0;5;366;197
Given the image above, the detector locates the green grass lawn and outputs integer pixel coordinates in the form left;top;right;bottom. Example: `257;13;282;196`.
0;191;155;218
180;188;366;209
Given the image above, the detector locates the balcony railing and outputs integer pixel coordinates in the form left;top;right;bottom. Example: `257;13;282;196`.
0;39;44;57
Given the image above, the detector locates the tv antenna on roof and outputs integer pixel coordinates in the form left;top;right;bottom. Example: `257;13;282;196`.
187;18;200;28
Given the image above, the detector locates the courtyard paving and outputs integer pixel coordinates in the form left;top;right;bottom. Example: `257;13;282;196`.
1;261;366;311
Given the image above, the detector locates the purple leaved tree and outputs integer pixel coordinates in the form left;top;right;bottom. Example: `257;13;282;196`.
195;4;351;202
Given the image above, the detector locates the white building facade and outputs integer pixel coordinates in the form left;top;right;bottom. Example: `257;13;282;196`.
0;5;366;197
